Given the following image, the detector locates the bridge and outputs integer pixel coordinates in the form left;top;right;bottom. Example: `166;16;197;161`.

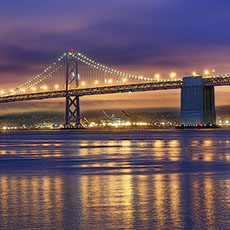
1;50;230;128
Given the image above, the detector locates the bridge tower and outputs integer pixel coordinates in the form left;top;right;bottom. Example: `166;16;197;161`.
64;52;82;128
180;76;216;127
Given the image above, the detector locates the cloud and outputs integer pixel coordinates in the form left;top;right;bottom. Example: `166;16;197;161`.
1;0;230;70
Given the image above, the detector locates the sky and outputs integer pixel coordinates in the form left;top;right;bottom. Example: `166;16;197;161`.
1;0;230;114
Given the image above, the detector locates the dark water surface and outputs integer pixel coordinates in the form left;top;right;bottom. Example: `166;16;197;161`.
1;129;230;229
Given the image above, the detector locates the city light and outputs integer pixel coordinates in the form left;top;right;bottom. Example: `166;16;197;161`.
217;119;230;126
86;120;156;128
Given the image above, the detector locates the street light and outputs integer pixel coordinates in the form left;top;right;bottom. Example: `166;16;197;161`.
122;78;127;83
54;84;60;90
170;72;176;78
192;71;197;76
155;73;160;79
204;69;209;75
41;85;48;90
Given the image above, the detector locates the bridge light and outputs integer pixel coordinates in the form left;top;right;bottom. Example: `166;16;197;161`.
54;84;60;89
21;88;26;93
81;81;86;87
204;69;209;75
212;69;215;73
155;74;160;79
170;72;176;78
139;75;143;80
31;87;36;92
108;79;112;84
10;89;15;94
94;80;99;85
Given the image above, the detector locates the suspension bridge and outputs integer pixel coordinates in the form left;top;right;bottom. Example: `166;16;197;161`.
0;50;230;128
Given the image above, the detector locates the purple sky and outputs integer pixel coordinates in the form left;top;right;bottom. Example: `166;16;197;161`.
1;0;230;113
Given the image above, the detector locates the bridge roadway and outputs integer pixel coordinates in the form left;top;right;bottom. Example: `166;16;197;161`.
0;80;182;103
0;76;229;103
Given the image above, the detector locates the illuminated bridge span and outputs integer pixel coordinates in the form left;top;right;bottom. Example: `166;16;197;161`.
1;50;230;127
0;81;183;102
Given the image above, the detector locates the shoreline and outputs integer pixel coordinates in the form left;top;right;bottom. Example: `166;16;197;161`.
0;126;227;133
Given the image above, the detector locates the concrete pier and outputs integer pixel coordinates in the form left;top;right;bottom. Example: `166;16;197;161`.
180;76;216;126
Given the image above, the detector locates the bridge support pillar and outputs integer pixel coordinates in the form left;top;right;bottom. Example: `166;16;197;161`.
65;95;82;128
180;76;216;127
64;51;83;129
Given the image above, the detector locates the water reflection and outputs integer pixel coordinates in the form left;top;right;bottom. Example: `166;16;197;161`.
1;135;230;175
1;130;230;228
1;133;230;165
0;176;64;230
1;173;230;229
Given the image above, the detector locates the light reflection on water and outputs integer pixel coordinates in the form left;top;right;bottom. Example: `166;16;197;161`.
1;130;230;229
1;173;230;229
1;131;230;165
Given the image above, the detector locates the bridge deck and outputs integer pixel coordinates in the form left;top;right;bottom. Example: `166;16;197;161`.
0;81;182;103
203;76;230;86
1;77;230;104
